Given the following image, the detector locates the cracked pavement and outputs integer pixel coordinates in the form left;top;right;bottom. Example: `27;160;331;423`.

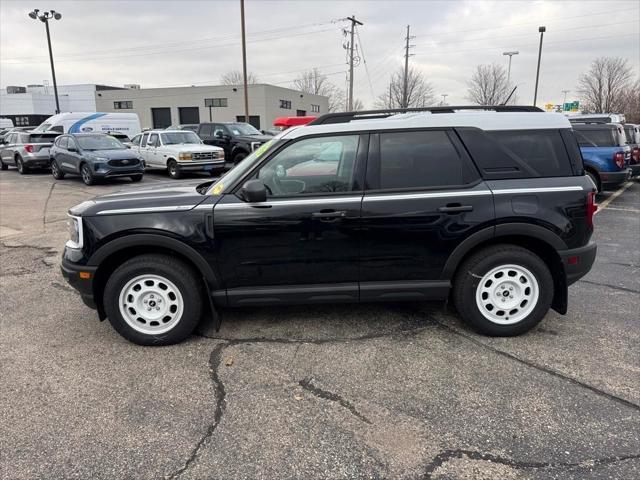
1;169;639;479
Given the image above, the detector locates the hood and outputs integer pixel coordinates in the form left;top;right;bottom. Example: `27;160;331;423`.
84;149;140;159
163;144;224;153
234;134;272;143
69;180;215;217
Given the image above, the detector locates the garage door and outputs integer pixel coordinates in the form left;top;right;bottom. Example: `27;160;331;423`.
151;108;172;129
179;107;200;125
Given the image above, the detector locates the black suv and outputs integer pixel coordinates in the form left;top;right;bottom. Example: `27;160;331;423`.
61;106;597;346
196;122;272;164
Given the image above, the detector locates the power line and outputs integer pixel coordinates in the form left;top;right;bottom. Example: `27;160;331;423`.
355;28;376;103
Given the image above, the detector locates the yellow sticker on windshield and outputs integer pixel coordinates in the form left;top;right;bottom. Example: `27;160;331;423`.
211;183;224;195
254;140;272;158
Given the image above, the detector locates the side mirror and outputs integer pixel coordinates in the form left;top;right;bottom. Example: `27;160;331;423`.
240;179;267;203
214;131;224;139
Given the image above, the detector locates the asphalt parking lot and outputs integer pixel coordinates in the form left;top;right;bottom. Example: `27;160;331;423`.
1;168;638;479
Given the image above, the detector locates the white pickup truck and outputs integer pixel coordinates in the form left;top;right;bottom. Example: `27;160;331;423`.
130;129;225;179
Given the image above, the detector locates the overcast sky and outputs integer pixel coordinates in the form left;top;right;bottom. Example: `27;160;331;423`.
1;0;638;107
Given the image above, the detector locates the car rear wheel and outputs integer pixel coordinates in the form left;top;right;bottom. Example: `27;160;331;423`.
453;244;553;336
103;254;202;345
16;156;29;174
81;164;95;185
167;160;181;179
51;159;65;179
586;170;601;193
0;158;7;171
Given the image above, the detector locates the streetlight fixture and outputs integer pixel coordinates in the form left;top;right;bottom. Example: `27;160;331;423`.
441;94;448;105
28;9;62;114
533;26;545;107
562;89;570;109
502;51;519;84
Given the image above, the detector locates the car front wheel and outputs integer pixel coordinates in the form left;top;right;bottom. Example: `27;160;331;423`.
453;244;553;336
81;164;95;185
167;160;181;179
103;254;203;346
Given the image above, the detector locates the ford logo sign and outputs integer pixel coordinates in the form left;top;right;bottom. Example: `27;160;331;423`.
81;127;93;132
122;159;129;165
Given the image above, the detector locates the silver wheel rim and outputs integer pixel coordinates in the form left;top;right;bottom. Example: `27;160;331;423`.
82;166;91;183
52;162;59;176
475;264;539;325
118;274;184;335
17;159;23;172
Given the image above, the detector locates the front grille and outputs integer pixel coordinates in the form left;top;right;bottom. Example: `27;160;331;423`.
108;158;140;167
193;152;221;160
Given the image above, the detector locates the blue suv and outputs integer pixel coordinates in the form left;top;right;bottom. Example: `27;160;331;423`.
571;122;631;192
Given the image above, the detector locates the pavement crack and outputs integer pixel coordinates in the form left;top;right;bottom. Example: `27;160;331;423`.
42;182;56;226
422;449;640;478
433;319;640;412
167;341;229;479
578;279;640;294
299;377;372;424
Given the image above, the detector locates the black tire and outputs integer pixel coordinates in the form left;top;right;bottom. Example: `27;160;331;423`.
0;158;7;171
51;159;65;179
167;160;181;179
586;170;601;193
103;254;203;346
130;174;143;182
452;244;554;336
16;156;29;174
233;152;247;164
81;163;95;185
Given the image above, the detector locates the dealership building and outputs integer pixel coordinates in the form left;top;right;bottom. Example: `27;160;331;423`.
94;84;328;130
1;82;328;130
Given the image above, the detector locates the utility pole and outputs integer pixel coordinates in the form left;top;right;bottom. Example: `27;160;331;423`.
240;0;250;124
29;9;62;114
533;26;546;107
389;83;392;108
347;15;363;111
562;89;570;109
402;25;415;108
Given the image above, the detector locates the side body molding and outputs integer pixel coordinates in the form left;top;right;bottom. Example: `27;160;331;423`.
88;233;218;286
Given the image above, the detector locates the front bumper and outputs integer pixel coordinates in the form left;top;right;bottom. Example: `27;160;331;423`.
93;163;144;179
176;160;225;172
600;169;631;189
61;255;97;309
558;241;597;286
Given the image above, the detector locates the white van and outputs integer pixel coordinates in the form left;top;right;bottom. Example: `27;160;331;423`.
0;118;14;129
33;112;141;136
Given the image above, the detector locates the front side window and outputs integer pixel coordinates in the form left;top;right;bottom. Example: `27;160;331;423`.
148;134;159;147
140;133;149;147
257;135;359;197
58;136;68;149
131;134;141;146
227;123;261;136
199;124;214;138
160;132;201;145
76;135;126;151
377;130;466;189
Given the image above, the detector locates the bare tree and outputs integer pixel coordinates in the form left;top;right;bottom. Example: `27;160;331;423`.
620;78;640;123
352;98;365;111
292;68;344;112
220;70;259;85
466;63;511;105
577;57;633;113
375;67;436;108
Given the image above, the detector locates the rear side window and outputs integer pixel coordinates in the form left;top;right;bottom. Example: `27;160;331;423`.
28;133;59;143
199;124;213;138
376;130;470;189
574;128;617;147
457;128;573;179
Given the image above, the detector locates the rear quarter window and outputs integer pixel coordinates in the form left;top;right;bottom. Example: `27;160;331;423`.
574;128;617;147
457;128;574;179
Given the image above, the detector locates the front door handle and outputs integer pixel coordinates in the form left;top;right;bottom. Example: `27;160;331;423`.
311;210;347;222
438;204;473;213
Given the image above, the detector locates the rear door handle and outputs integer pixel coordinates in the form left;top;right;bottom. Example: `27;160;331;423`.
438;204;473;213
311;210;347;222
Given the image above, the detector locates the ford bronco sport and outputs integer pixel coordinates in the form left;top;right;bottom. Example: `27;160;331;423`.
61;106;597;346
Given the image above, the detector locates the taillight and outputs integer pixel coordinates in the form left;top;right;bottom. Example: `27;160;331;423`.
613;151;625;169
632;147;640;164
586;191;597;229
24;144;34;153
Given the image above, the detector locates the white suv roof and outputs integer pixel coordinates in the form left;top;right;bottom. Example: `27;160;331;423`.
283;110;571;140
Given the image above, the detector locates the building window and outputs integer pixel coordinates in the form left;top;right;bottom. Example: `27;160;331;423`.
205;98;228;107
114;101;133;109
279;99;292;109
296;110;307;116
311;104;320;113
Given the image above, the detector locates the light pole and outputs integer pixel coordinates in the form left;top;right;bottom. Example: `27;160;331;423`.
533;26;545;107
29;9;62;114
562;89;570;110
441;94;448;106
502;51;519;84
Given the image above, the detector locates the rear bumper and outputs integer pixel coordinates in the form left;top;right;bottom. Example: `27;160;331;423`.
630;163;640;176
558;241;597;286
600;169;631;189
23;155;51;168
176;160;225;172
61;256;97;309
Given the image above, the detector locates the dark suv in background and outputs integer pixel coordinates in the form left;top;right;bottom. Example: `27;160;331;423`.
50;133;144;185
196;122;271;165
61;106;597;346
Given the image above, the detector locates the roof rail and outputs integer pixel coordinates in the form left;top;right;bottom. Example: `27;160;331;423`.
308;105;544;125
568;119;609;124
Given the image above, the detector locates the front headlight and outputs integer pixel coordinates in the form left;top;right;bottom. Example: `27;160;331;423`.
179;153;192;161
66;215;83;249
93;156;109;162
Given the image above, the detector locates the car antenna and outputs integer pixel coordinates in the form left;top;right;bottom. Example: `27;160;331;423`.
501;85;518;106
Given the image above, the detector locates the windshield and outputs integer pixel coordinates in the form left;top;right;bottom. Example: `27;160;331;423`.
33;123;52;133
227;123;261;136
160;132;201;145
207;139;277;195
77;135;126;150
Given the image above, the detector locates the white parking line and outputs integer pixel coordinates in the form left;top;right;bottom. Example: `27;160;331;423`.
595;181;635;215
